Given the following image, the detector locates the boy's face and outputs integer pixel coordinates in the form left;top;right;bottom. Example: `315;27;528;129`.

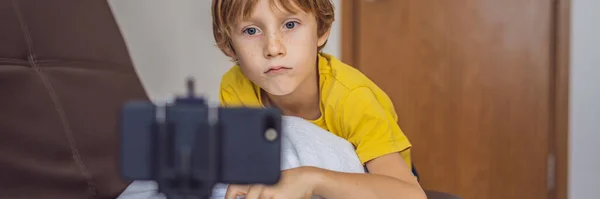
228;0;329;96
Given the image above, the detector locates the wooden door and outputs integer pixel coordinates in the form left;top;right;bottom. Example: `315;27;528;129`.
342;0;566;199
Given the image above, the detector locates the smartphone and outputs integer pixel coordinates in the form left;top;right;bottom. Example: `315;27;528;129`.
119;100;282;190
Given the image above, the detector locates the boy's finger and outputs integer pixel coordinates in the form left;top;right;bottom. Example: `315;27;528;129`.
245;185;266;199
225;185;250;199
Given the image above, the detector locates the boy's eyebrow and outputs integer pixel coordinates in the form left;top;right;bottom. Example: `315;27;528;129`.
229;0;307;27
238;11;300;26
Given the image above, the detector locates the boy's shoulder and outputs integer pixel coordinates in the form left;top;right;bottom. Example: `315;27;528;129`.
219;65;262;106
220;65;253;90
320;53;396;116
320;53;384;97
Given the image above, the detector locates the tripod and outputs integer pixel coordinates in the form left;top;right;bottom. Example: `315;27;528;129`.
120;78;282;199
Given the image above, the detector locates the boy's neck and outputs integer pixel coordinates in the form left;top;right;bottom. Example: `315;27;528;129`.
262;67;321;120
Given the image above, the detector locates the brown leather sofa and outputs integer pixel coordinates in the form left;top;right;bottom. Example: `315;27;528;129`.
1;0;148;198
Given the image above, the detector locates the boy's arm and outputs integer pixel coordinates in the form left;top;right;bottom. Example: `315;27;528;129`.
310;87;424;199
311;152;425;199
223;87;425;199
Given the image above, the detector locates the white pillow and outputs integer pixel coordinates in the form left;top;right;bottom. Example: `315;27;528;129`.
212;116;365;199
278;116;365;173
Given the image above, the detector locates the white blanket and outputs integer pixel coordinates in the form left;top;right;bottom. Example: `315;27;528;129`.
118;116;365;199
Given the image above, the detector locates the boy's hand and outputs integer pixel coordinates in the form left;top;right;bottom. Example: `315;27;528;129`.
224;166;323;199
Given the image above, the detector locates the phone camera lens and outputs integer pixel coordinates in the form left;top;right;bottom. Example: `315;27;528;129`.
264;128;278;141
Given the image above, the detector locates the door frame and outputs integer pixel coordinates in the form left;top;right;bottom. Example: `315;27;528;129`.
551;1;570;199
340;1;571;199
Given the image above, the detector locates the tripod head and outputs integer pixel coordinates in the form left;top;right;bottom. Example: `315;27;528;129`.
119;78;282;199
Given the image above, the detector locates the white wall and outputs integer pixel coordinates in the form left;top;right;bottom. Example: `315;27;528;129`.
108;0;340;103
569;0;600;198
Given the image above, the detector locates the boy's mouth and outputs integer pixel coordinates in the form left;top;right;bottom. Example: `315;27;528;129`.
265;66;291;74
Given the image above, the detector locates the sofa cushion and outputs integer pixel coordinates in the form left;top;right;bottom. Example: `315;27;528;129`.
0;0;148;198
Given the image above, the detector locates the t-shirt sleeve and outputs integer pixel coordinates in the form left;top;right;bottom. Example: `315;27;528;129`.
338;87;412;165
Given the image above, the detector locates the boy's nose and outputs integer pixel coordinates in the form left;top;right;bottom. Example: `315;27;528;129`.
264;35;286;58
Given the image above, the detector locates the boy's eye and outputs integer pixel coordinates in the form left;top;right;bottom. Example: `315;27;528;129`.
244;27;258;35
284;21;297;29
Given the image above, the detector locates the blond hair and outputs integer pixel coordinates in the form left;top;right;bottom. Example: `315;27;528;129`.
212;0;335;58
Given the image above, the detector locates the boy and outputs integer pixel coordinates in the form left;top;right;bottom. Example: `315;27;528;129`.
213;0;425;198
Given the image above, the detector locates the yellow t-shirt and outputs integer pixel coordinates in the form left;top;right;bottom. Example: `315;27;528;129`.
219;53;412;167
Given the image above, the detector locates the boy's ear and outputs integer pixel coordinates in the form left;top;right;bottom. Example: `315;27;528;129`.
317;27;331;48
225;41;238;60
227;50;238;61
